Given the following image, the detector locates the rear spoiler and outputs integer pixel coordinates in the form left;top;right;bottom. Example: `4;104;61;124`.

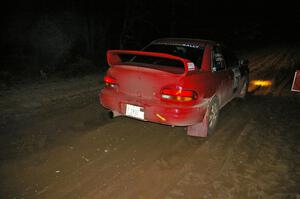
107;50;197;72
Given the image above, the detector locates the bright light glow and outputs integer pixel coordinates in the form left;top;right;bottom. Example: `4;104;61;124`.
161;87;197;102
250;80;272;87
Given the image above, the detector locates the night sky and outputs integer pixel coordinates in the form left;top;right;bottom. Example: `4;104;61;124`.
1;0;299;80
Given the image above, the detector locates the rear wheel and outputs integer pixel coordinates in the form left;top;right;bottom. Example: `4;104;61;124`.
207;98;219;135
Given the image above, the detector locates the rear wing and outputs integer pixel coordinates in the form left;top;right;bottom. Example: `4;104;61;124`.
107;50;197;73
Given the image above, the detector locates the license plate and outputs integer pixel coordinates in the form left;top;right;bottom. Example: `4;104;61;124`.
125;104;144;120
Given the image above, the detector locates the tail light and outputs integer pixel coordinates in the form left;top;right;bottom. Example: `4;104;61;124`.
161;87;198;102
104;76;117;88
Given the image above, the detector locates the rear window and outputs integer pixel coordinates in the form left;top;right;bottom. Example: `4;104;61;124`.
143;44;204;67
118;44;204;74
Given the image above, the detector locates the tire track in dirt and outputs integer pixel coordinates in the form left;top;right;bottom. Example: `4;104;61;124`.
75;124;206;199
0;99;250;199
0;116;205;199
250;47;289;77
113;100;254;199
249;49;282;73
248;45;299;96
161;95;300;198
160;100;253;198
94;104;244;198
2;120;150;198
271;48;296;95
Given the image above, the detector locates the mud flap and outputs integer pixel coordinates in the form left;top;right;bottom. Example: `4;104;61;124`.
187;109;209;137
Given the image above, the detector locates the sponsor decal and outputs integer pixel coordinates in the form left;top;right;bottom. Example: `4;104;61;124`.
181;43;200;48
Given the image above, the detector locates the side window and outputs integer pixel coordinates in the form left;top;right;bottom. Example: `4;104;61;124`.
212;47;226;72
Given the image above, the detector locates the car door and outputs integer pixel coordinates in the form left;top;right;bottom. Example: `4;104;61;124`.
211;46;233;106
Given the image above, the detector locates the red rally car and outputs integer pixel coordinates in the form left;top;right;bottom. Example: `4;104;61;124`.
99;38;249;137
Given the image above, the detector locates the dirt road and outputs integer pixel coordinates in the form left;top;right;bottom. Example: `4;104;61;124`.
1;45;300;198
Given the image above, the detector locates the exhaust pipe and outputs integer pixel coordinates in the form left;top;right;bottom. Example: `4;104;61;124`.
109;111;121;118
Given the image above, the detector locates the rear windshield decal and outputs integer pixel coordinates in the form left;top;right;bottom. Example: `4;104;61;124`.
181;43;200;48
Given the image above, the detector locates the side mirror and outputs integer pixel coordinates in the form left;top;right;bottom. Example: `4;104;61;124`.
239;59;249;66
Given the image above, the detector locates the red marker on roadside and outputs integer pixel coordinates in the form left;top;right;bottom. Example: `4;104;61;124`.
291;70;300;92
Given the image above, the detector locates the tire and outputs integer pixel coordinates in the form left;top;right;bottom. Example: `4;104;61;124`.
207;97;219;135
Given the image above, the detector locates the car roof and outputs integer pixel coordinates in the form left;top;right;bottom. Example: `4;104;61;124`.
150;38;218;48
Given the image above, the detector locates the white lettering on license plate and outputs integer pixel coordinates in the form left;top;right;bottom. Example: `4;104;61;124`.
125;104;144;120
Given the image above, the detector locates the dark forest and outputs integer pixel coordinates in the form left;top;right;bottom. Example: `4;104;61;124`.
1;0;299;84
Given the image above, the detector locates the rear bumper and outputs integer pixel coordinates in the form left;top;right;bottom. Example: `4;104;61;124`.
99;89;208;126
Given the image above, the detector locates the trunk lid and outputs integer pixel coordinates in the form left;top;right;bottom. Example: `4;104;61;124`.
106;50;196;100
109;65;183;100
